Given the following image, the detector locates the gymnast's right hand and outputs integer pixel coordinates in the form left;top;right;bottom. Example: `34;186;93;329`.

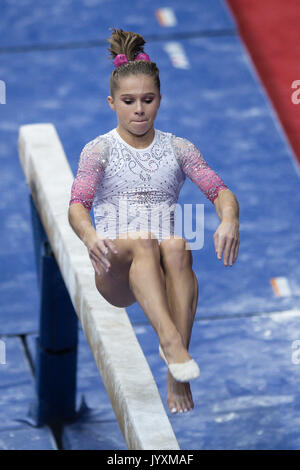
85;231;118;275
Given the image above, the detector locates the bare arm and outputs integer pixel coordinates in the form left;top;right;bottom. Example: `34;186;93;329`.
171;135;239;265
214;188;239;222
213;188;240;266
68;202;97;246
68;202;118;274
68;138;118;274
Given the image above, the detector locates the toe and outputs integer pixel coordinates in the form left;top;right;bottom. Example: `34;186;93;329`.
186;387;194;408
182;398;190;412
187;396;194;411
179;398;187;413
167;398;178;414
167;376;195;414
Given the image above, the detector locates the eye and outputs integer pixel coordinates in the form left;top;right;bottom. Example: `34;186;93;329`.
123;98;154;105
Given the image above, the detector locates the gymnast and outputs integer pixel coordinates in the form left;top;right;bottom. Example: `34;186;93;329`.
68;28;240;414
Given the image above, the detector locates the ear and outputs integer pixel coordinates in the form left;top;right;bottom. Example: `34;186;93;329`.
157;93;162;108
107;95;115;111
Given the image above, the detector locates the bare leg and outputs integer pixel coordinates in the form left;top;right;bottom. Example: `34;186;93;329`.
165;267;197;348
164;267;198;413
128;238;192;364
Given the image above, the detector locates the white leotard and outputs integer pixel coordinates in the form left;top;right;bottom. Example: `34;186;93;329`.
69;128;228;243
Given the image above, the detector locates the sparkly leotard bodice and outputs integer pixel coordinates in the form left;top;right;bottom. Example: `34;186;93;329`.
69;128;228;243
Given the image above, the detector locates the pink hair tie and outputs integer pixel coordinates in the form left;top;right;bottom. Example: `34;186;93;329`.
135;53;151;62
113;54;129;68
113;52;151;68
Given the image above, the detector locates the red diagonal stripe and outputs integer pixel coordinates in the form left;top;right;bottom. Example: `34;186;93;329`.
226;0;300;166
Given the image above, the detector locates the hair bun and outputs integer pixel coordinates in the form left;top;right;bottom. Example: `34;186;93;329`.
107;28;146;62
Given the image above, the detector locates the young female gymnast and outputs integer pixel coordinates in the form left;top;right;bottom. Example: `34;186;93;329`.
68;28;240;414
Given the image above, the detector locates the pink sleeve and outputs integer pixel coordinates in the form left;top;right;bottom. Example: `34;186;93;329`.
172;136;228;203
69;138;109;211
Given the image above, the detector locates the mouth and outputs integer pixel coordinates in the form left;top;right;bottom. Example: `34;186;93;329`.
133;120;147;123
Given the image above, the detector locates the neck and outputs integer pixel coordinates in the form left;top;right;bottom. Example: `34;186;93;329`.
116;125;155;149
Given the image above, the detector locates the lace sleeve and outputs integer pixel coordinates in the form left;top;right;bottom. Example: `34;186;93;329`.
69;137;109;211
171;135;228;203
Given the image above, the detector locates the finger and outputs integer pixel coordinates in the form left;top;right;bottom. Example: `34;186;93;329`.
90;248;106;269
101;239;119;257
90;253;104;272
90;257;101;275
90;252;110;272
213;232;219;254
107;240;118;254
223;238;233;266
216;236;226;260
228;240;239;266
93;241;110;259
233;239;240;262
228;239;237;266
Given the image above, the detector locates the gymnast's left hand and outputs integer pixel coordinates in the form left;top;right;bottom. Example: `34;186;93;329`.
213;217;240;266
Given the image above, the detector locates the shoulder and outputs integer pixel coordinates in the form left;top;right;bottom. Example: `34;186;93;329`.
155;129;192;148
82;131;111;155
79;132;112;168
166;132;196;155
156;131;194;169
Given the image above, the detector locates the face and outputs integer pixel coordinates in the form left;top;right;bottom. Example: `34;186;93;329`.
107;74;161;138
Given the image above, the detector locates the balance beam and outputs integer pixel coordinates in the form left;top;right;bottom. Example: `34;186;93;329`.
18;123;180;451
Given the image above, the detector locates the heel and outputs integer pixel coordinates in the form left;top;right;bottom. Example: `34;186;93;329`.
159;344;167;364
158;344;200;383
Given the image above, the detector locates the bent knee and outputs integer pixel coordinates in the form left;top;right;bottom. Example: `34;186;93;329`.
129;231;160;253
160;237;193;269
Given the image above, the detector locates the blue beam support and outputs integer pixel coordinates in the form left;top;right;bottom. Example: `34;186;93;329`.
29;194;78;426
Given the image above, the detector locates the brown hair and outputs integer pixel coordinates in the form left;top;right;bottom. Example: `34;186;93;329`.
107;28;160;98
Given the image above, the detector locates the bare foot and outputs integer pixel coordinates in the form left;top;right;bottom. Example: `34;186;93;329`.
167;371;194;414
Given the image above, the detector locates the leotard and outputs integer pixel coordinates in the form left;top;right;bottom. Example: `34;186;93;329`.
69;128;228;243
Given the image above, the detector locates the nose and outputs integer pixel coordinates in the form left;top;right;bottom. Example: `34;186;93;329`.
134;100;145;116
